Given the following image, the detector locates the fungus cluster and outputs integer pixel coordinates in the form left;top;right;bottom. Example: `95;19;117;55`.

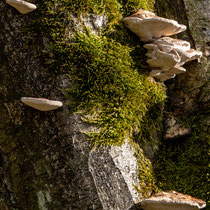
123;9;202;82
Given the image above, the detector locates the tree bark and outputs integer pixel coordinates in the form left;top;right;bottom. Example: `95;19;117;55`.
155;0;209;207
0;0;209;209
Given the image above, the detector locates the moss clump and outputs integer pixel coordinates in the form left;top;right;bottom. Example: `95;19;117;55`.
63;31;166;146
133;142;159;198
29;0;165;198
30;0;165;147
154;110;210;207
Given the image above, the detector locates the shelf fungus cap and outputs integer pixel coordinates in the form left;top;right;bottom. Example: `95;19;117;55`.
123;9;186;42
166;66;186;74
6;0;37;14
21;97;63;111
154;37;191;51
149;68;162;76
154;73;176;82
141;191;206;210
153;37;202;65
146;48;180;70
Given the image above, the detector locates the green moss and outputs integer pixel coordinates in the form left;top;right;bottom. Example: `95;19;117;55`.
132;141;159;198
29;0;166;198
61;31;165;146
154;110;210;206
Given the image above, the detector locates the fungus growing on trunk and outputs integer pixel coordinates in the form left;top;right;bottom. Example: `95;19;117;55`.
143;37;202;81
152;37;202;66
6;0;37;14
149;68;162;76
154;73;176;82
141;191;206;210
146;48;180;70
165;66;186;75
21;97;63;111
123;9;186;42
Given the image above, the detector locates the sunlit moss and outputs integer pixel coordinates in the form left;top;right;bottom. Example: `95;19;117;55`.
29;0;166;198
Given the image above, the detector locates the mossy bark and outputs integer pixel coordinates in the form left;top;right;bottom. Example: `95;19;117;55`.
0;0;208;209
0;0;162;209
155;0;209;207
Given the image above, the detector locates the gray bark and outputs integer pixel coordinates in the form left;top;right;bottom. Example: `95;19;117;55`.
0;1;141;210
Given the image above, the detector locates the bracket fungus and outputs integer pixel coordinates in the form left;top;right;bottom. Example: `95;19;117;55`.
123;9;202;82
152;37;202;66
123;9;186;42
141;191;206;210
146;47;180;71
149;68;162;76
165;66;186;75
143;37;202;81
21;97;63;111
6;0;37;14
154;73;176;82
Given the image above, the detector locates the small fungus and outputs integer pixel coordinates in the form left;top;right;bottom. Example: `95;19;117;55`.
152;38;202;66
141;191;206;210
165;66;186;75
146;48;180;70
21;97;63;111
123;9;186;42
154;73;176;82
149;68;162;76
6;0;37;14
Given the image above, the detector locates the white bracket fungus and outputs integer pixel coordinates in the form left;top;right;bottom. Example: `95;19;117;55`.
21;97;63;111
146;46;180;70
6;0;37;14
123;9;186;42
144;37;202;81
141;191;206;210
123;10;202;82
152;37;202;66
165;66;186;75
149;68;162;76
154;73;176;82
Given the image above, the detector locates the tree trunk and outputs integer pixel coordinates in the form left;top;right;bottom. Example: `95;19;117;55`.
155;0;209;207
0;0;208;209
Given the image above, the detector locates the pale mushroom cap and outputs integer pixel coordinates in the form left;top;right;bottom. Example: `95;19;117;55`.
154;73;176;82
154;37;191;51
21;97;63;111
149;68;162;76
143;44;157;50
144;37;202;75
153;37;202;64
123;14;186;42
141;191;206;210
166;66;186;74
146;49;180;70
6;0;37;14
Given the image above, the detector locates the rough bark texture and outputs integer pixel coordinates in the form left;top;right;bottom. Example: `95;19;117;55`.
0;0;208;209
0;1;143;210
156;0;209;113
155;0;209;207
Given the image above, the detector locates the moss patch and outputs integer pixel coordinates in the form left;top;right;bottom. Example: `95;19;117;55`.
29;0;166;198
154;110;210;206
